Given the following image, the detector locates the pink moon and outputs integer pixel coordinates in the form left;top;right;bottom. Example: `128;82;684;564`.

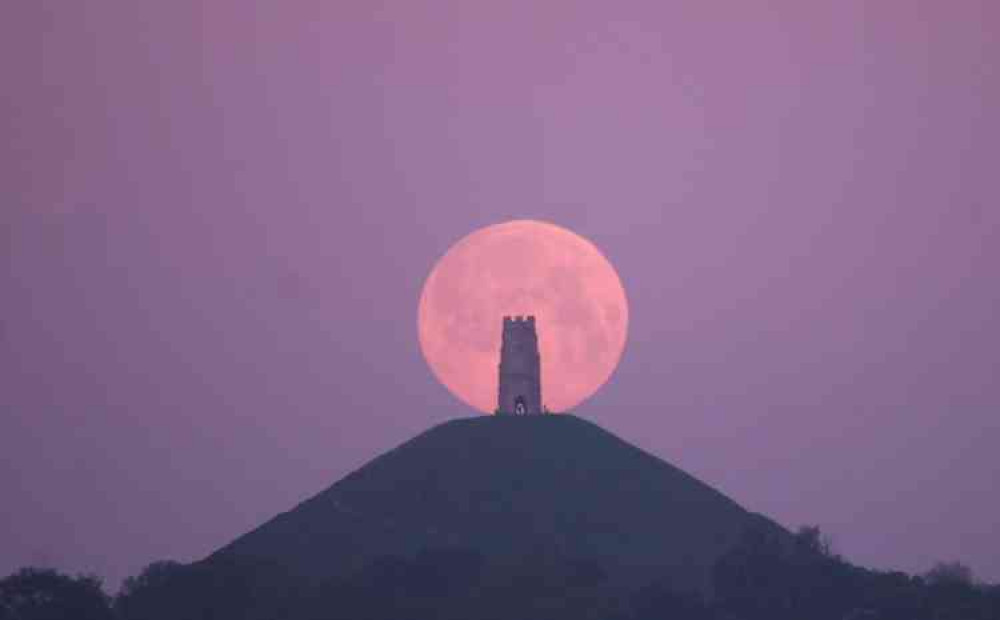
418;220;629;413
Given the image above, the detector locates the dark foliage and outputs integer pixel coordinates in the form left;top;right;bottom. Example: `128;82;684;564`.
114;561;187;620
103;540;1000;620
925;560;974;586
711;525;1000;620
5;538;1000;620
114;556;309;620
0;568;113;620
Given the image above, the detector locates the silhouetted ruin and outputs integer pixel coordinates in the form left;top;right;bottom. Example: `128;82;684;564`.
497;315;543;415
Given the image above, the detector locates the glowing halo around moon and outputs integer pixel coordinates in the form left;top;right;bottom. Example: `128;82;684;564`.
417;220;629;414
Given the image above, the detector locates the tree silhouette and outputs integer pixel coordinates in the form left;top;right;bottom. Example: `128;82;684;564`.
0;568;113;620
924;561;974;587
115;560;192;620
5;532;1000;619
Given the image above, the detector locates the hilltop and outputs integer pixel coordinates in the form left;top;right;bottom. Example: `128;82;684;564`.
204;414;784;592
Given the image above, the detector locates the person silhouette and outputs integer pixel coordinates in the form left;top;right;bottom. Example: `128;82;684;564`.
514;396;526;415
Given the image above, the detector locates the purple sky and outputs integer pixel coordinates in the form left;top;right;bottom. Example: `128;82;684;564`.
2;1;998;588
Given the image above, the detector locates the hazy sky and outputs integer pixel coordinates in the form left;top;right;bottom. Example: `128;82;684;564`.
2;1;998;587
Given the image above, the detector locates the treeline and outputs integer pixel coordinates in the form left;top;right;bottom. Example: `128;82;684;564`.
3;526;998;620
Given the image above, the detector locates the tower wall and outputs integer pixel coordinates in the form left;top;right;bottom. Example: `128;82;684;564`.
497;315;543;414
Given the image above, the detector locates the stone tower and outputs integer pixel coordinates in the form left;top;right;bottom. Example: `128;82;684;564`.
497;315;543;415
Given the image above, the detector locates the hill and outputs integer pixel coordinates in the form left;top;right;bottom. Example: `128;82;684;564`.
204;414;785;593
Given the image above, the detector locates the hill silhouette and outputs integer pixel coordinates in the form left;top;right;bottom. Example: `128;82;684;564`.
204;414;786;594
7;414;999;619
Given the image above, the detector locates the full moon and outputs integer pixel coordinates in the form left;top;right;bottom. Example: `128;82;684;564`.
418;220;629;413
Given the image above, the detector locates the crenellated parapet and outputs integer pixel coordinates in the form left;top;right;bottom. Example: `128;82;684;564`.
503;315;536;328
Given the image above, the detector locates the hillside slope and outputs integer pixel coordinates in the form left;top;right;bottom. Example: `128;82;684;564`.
205;414;784;592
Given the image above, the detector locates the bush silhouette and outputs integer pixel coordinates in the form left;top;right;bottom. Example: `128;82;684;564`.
0;568;113;620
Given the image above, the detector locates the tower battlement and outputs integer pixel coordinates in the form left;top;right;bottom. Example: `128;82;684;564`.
497;316;543;415
503;315;536;328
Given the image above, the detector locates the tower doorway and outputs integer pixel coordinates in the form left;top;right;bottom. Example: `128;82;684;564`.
514;396;526;415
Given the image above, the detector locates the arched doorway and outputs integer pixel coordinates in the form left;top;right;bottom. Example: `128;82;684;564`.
514;396;526;415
